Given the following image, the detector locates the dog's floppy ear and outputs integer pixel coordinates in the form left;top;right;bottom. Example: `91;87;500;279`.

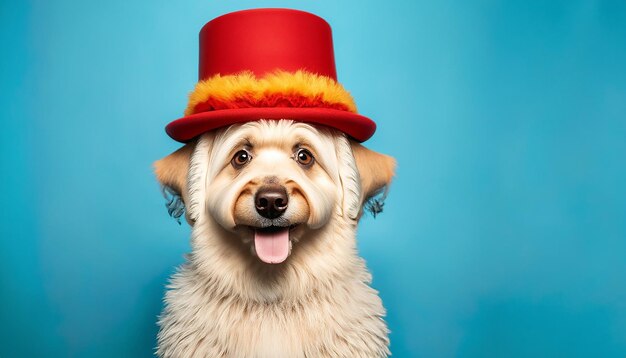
335;135;396;220
350;141;396;219
154;141;195;224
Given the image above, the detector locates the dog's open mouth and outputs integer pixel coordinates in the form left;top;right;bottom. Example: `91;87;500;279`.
253;225;297;264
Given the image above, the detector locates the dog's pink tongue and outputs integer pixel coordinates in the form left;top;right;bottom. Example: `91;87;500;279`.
254;228;290;264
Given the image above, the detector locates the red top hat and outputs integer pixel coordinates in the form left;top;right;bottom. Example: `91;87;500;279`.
166;8;376;142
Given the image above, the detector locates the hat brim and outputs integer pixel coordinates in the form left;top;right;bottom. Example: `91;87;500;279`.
166;107;376;143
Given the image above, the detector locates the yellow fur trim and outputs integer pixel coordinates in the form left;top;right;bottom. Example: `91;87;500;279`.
184;70;357;116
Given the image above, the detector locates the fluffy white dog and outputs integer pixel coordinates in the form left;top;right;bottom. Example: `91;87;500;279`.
154;119;395;357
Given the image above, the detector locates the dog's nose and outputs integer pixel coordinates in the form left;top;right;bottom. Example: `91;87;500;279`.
255;185;288;219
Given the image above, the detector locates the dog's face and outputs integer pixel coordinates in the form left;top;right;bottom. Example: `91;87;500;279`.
206;120;343;264
155;120;395;265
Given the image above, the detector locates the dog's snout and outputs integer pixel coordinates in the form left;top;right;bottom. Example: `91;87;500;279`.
255;185;288;219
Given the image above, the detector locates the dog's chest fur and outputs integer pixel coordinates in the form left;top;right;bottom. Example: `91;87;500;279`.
157;261;389;357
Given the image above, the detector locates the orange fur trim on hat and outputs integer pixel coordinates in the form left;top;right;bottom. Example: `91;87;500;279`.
184;70;358;116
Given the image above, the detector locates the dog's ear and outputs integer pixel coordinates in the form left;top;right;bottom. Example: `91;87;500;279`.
335;135;396;220
154;141;195;225
350;141;396;218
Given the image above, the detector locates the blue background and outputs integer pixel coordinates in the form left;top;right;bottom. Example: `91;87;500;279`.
1;0;625;356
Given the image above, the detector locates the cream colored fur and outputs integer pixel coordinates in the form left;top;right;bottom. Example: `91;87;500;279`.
154;120;395;357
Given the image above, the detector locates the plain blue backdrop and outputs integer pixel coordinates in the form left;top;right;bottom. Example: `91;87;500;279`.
1;0;625;356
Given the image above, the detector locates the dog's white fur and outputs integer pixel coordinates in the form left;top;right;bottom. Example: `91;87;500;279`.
154;120;395;357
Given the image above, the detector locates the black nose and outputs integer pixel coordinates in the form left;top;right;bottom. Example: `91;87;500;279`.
255;185;288;219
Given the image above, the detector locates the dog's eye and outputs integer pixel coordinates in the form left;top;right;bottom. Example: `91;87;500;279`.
232;150;251;168
295;148;314;167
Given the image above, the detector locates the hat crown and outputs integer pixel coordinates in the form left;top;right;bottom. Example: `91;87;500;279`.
199;8;337;81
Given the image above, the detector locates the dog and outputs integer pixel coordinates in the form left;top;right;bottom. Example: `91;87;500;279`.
154;119;395;357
